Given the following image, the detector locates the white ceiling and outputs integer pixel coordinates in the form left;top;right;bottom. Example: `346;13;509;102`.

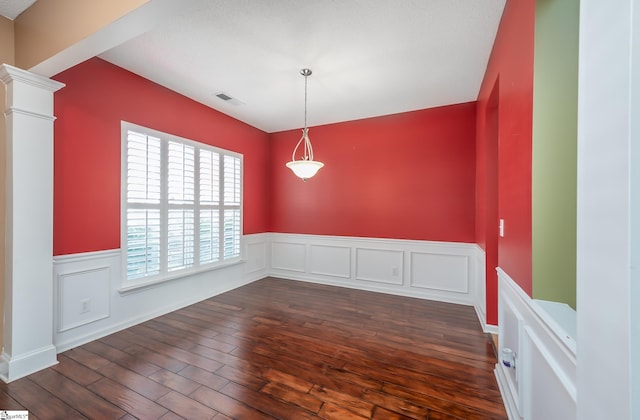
3;0;506;134
0;0;35;20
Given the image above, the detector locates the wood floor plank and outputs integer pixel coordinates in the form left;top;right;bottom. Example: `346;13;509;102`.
260;382;323;413
362;388;429;419
0;388;28;411
87;377;169;419
145;318;237;353
177;365;230;390
148;368;201;394
218;381;319;420
371;406;417;420
0;378;86;420
189;384;274;419
1;377;85;420
96;361;173;401
382;382;503;420
28;369;126;419
157;390;220;419
318;402;370;419
310;384;374;418
121;343;190;373
82;339;163;377
261;368;314;393
51;354;103;386
117;328;225;373
214;365;267;391
4;277;506;419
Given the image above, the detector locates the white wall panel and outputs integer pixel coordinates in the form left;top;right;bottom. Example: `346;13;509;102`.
410;252;468;293
355;248;403;285
524;327;576;420
58;266;111;332
310;245;351;278
245;239;267;274
271;241;306;272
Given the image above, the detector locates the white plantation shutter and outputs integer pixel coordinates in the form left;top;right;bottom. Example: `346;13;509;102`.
199;209;220;263
168;141;195;204
222;155;241;259
167;209;195;270
126;208;160;279
127;131;161;203
199;149;220;205
223;208;241;258
126;130;162;280
123;122;242;284
223;155;241;205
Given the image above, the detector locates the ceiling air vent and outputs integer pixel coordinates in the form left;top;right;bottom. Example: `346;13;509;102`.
216;93;233;101
214;92;244;106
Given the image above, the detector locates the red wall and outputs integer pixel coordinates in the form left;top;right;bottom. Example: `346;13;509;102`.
476;0;536;323
269;103;477;242
53;58;270;256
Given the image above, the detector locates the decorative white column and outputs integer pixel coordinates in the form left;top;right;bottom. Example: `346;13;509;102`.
0;64;64;382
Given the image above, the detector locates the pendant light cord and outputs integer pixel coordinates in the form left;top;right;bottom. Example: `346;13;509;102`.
304;71;308;130
291;69;314;162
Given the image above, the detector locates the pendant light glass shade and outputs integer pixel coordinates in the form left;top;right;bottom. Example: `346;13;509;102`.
286;159;324;180
287;69;324;181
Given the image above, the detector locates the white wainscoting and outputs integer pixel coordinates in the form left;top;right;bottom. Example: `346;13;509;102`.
51;233;488;357
268;233;484;307
52;233;269;352
496;268;576;420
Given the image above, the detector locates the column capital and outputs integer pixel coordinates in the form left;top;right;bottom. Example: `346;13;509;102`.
0;64;65;92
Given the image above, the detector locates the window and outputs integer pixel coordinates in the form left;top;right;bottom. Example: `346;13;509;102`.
122;122;242;286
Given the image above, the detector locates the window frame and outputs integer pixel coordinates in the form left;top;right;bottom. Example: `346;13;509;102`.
120;121;243;292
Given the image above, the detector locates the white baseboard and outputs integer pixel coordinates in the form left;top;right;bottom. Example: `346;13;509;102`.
0;345;58;382
495;364;521;420
475;304;498;334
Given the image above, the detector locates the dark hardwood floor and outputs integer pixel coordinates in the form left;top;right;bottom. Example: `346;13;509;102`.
0;277;507;419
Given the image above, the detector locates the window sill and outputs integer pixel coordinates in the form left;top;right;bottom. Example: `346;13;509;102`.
118;259;244;296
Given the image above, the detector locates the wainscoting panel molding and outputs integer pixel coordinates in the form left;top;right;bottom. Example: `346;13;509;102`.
269;233;482;307
355;248;404;285
410;252;469;293
271;241;306;272
245;235;268;275
310;245;351;278
495;268;576;420
58;266;111;332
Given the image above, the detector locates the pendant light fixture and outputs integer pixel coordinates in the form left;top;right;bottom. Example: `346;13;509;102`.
286;68;324;181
